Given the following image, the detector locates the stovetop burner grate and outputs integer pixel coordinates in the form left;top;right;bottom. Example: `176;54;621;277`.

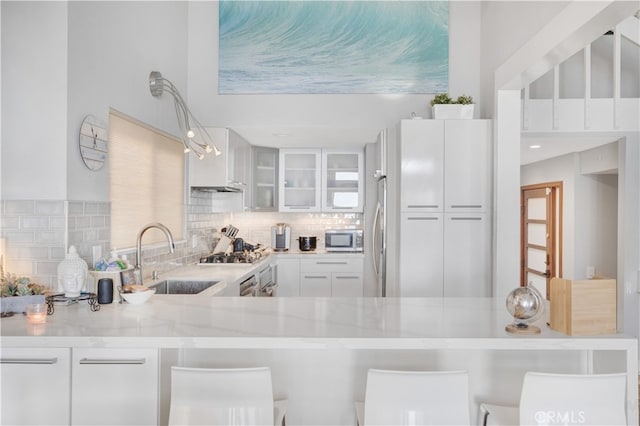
198;251;263;265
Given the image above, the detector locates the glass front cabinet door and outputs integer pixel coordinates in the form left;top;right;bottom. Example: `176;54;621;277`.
322;150;364;212
279;149;322;212
252;146;278;211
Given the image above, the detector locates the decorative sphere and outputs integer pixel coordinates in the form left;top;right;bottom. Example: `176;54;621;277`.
506;285;544;323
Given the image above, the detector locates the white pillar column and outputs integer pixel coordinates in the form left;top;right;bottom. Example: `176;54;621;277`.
494;90;522;298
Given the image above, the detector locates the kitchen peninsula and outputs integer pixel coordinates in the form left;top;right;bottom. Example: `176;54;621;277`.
1;296;637;425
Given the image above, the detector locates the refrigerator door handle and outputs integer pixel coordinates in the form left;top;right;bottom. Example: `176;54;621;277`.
372;201;381;275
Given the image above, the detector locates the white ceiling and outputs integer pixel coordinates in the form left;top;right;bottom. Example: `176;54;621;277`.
520;132;627;165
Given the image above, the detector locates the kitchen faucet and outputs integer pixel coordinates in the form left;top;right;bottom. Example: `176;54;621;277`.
135;222;175;283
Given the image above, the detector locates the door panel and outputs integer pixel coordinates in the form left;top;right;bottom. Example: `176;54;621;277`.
521;183;561;299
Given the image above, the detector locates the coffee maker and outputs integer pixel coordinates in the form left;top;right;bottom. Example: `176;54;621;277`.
271;223;291;251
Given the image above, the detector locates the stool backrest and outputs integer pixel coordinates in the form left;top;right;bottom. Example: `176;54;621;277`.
169;366;274;426
519;372;627;425
363;369;470;425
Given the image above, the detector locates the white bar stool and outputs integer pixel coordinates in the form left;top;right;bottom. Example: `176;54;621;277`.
168;366;287;426
355;369;471;425
481;371;627;425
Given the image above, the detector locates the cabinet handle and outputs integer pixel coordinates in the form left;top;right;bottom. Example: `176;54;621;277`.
303;275;328;279
288;206;311;210
1;357;58;364
79;358;146;365
407;217;438;221
407;205;438;209
450;217;482;221
334;276;359;280
449;205;482;209
316;261;348;265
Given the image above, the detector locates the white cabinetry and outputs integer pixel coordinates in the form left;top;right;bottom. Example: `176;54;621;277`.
251;146;278;211
1;347;71;425
399;119;492;297
300;257;364;296
71;348;158;425
279;149;322;211
279;148;364;212
189;128;251;191
275;256;301;296
443;121;492;212
399;213;444;297
400;120;444;212
322;150;364;212
443;213;491;297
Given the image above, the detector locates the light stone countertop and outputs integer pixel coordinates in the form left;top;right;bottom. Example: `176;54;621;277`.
0;296;636;352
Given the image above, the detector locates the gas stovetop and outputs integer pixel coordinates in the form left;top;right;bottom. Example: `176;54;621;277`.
198;251;265;265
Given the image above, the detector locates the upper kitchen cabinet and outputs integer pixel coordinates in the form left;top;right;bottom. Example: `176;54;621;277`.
188;128;251;192
443;120;492;212
322;150;364;212
279;148;364;213
399;120;444;212
399;119;492;213
279;149;322;211
251;146;279;211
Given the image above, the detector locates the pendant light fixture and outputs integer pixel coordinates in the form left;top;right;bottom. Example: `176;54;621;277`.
149;71;221;159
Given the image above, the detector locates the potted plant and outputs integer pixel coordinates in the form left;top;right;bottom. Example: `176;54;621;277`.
0;272;47;314
431;93;475;119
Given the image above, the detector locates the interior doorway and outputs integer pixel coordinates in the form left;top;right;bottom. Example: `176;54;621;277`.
521;182;563;299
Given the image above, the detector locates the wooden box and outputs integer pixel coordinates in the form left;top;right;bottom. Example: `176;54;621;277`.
549;277;616;336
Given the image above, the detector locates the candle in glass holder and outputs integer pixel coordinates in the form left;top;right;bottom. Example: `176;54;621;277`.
25;303;47;324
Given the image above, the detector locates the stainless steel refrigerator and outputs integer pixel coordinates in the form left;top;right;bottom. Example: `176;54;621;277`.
368;130;388;297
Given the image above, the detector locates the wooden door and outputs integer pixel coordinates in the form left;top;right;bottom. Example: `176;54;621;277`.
521;183;562;299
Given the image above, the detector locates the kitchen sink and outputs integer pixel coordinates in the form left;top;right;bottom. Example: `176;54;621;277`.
148;280;219;295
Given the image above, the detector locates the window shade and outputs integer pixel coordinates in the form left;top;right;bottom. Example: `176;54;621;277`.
109;111;184;249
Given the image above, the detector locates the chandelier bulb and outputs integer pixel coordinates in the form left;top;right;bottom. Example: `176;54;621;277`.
196;152;205;160
186;129;195;139
183;147;191;154
204;145;213;153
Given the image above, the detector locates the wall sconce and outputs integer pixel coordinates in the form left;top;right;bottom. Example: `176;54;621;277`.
149;71;221;159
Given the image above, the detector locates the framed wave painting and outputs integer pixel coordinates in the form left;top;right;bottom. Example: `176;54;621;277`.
218;1;449;94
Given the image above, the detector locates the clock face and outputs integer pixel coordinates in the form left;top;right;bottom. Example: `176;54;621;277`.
79;115;108;171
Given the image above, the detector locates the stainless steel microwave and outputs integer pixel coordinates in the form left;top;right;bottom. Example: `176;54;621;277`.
324;229;363;252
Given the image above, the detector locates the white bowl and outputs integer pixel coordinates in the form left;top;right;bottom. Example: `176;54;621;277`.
121;289;155;305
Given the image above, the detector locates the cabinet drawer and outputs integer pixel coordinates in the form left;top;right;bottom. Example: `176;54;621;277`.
300;272;331;296
331;272;363;296
300;257;364;273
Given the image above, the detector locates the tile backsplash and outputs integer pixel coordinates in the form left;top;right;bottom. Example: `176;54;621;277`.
1;193;362;288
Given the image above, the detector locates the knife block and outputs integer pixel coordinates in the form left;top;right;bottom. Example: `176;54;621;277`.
549;277;616;336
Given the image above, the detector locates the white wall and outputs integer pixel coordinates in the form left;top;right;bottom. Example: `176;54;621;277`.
1;2;68;200
66;1;188;201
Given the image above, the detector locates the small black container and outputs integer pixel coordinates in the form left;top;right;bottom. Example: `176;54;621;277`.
233;238;244;252
298;236;317;251
97;278;113;304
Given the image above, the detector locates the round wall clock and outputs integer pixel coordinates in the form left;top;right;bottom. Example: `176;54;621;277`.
79;115;108;171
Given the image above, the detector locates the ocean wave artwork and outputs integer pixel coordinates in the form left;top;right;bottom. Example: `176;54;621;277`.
219;1;449;94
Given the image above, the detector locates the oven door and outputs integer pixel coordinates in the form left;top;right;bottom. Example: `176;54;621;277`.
239;275;258;297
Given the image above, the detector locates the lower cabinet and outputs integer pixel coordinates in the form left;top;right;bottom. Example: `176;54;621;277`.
0;347;71;425
300;257;364;297
275;257;301;296
71;348;159;425
400;212;491;297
